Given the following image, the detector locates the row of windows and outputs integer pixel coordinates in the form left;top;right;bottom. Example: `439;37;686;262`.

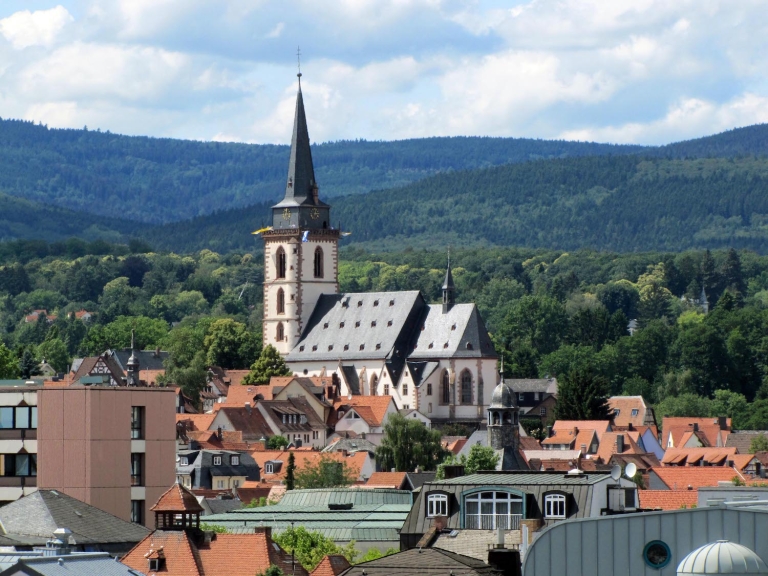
0;407;37;429
0;454;37;477
426;491;567;521
275;247;325;279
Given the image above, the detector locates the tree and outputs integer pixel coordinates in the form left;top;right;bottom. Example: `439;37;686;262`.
19;349;40;379
268;435;289;450
749;434;768;453
37;338;70;373
0;342;19;378
637;264;673;322
256;567;284;576
272;526;357;571
597;281;640;318
242;345;292;385
497;295;569;356
203;318;260;369
701;249;719;299
375;413;448;472
554;366;612;421
82;315;169;354
285;451;296;491
721;249;745;296
436;444;500;479
294;456;357;489
673;323;733;397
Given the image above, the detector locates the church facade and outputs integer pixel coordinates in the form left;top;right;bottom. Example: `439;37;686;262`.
261;76;499;424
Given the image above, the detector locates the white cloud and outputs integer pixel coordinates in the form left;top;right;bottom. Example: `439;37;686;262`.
0;5;73;50
559;93;768;145
265;22;284;39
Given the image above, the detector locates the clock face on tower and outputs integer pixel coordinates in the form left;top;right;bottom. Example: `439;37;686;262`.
310;208;320;220
282;208;291;221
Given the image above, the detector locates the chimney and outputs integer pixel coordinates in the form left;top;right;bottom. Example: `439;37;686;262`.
616;434;624;454
572;427;579;436
442;465;465;479
628;423;633;431
245;402;251;414
546;425;553;438
253;526;273;538
718;416;727;429
692;423;699;432
217;427;223;441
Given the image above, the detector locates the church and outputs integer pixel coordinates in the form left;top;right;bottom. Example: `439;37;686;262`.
260;74;499;425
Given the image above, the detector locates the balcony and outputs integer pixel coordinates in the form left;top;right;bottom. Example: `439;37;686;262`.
465;514;523;530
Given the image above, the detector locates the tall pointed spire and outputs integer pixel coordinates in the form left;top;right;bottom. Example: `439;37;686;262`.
127;329;139;386
442;251;455;313
272;68;331;230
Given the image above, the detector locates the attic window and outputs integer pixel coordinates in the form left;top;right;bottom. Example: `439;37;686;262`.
614;409;621;417
323;323;329;329
357;301;363;307
631;409;639;417
355;321;361;328
376;343;381;350
371;321;377;327
312;345;318;351
340;322;345;328
374;300;379;306
465;342;472;350
180;457;188;466
359;344;365;351
342;301;349;308
452;324;457;330
428;343;433;349
344;344;349;351
299;346;305;352
444;343;449;349
265;462;274;474
387;320;393;327
389;300;395;306
328;345;334;351
213;456;222;466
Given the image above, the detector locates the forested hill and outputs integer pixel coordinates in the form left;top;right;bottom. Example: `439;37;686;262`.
0;118;644;224
655;123;768;158
142;155;768;253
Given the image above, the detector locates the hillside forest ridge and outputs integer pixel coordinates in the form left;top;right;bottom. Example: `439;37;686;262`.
2;240;768;431
2;118;768;252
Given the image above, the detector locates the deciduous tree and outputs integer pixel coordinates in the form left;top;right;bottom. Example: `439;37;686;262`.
375;413;447;472
243;345;291;385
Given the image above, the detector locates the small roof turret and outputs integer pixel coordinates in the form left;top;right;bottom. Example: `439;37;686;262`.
490;381;514;409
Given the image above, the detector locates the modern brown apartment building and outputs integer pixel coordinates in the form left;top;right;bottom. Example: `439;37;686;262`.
0;381;40;504
37;386;176;528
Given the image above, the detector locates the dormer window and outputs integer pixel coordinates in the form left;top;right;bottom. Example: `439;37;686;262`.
374;300;379;306
213;456;222;466
265;462;274;474
389;300;395;306
148;558;164;571
387;320;393;327
231;455;239;466
376;343;381;350
300;415;307;425
544;493;567;519
180;457;188;466
312;345;317;351
328;345;334;351
371;321;377;327
359;344;365;351
614;409;621;417
357;301;363;307
355;321;360;328
344;344;349;351
299;346;305;352
340;322;345;328
427;493;448;517
323;322;329;329
631;409;639;417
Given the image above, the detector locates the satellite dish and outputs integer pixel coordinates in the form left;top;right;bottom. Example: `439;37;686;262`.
625;463;637;478
610;465;621;481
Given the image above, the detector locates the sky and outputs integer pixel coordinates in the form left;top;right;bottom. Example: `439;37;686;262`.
1;0;767;146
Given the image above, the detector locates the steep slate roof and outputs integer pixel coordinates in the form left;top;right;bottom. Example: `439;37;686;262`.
340;366;361;395
505;378;558;394
311;554;351;576
110;348;168;371
406;360;439;387
338;547;504;575
287;291;425;363
405;472;437;490
726;431;768;453
651;466;745;490
432;530;521;562
409;304;497;359
151;483;204;513
639;489;699;510
436;471;613;486
323;437;378;455
0;490;149;545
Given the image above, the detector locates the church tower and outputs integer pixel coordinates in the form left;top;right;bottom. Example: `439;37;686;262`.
488;380;519;451
262;74;339;355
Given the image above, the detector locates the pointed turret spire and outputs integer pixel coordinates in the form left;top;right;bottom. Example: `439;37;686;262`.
442;251;455;314
272;68;331;230
127;329;139;386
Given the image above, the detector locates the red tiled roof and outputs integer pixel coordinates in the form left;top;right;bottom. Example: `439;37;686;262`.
651;466;744;490
519;436;542;451
596;432;644;464
121;530;203;575
330;396;395;428
608;396;653;428
639;489;699;510
176;413;216;432
311;555;351;576
251;450;368;483
553;420;611;440
151;483;204;513
661;447;738;466
366;472;407;489
662;417;731;449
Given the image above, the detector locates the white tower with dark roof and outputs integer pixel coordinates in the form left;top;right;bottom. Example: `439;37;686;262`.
262;74;340;355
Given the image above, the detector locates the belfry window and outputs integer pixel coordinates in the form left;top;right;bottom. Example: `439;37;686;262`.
276;247;286;279
277;288;285;314
441;371;450;404
314;247;324;278
461;370;472;404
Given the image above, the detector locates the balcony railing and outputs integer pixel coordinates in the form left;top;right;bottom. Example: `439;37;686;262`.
465;514;523;530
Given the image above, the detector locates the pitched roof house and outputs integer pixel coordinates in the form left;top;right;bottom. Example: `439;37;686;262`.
176;449;260;491
338;548;507;576
607;396;658;435
649;466;746;490
661;447;739;467
662;417;731;448
637;489;699;511
120;483;308;576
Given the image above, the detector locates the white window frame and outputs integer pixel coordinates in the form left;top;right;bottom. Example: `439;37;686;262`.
213;456;222;466
544;493;567;519
265;463;274;474
231;455;239;466
427;493;448;517
180;457;188;466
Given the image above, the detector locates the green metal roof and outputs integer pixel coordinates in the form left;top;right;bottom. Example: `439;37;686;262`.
434;471;612;486
278;488;411;507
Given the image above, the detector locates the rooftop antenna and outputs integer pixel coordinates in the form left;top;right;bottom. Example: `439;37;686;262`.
296;46;302;85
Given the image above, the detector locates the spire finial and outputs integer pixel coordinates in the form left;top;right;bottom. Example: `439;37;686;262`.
130;329;135;351
297;46;302;83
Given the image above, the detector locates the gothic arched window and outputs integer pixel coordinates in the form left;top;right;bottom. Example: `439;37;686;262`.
277;288;285;314
370;374;378;396
276;322;285;342
461;370;472;405
314;247;324;278
276;247;286;279
441;370;450;404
